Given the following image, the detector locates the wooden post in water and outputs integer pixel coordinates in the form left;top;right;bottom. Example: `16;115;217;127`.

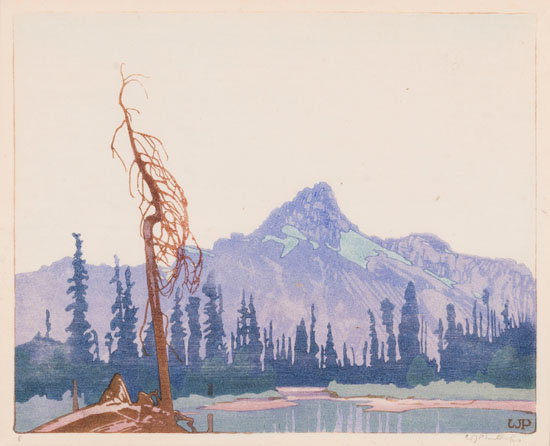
207;413;214;433
72;379;79;412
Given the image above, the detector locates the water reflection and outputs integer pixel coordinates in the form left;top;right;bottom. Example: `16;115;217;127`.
176;399;536;434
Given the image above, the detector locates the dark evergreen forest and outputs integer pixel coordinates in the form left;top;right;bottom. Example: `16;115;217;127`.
15;234;536;405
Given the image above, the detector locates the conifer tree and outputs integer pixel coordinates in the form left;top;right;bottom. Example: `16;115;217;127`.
368;309;379;367
287;337;293;365
390;328;397;360
482;289;490;338
263;328;269;369
236;290;248;349
230;332;235;361
105;333;114;361
107;256;123;364
445;304;457;345
185;296;202;369
118;266;139;363
362;340;368;367
423;320;428;355
265;321;275;367
91;329;100;361
501;301;510;330
218;285;229;359
472;301;478;338
262;322;275;369
420;316;424;354
218;285;224;318
65;233;93;364
324;323;338;370
141;321;160;388
142;321;156;362
397;282;420;364
45;309;51;339
234;318;240;350
308;304;320;369
481;313;487;336
294;318;309;369
342;342;351;369
202;272;227;363
169;288;187;366
381;298;396;362
434;318;444;353
247;295;263;371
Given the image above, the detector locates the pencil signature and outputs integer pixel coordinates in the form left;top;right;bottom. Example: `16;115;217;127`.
465;434;522;444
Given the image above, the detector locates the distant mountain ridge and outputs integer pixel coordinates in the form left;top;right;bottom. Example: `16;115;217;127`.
16;182;535;362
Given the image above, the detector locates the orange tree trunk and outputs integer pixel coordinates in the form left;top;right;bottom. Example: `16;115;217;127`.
143;216;173;412
111;68;202;414
124;120;174;413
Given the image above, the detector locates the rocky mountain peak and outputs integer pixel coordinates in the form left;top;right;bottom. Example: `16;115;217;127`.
254;182;357;246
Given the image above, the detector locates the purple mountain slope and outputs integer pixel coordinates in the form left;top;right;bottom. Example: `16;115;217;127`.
15;182;535;363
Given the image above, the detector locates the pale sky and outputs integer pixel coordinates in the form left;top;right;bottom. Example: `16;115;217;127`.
14;13;536;273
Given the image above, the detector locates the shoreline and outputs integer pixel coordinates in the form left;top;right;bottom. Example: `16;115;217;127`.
200;398;298;412
357;397;535;414
198;387;535;414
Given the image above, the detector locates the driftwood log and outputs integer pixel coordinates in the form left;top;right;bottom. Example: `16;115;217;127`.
32;374;196;433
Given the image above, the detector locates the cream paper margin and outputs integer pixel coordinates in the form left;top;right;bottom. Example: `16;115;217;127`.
0;0;548;445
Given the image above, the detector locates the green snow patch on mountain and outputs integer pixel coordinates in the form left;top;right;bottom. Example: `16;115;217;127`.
424;269;457;288
281;225;307;240
335;230;412;268
187;246;214;257
262;226;411;265
262;235;299;257
262;225;308;257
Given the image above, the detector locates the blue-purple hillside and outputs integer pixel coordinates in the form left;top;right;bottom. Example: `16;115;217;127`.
15;182;536;402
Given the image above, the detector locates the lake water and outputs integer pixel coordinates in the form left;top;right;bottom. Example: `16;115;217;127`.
179;400;536;434
15;388;536;434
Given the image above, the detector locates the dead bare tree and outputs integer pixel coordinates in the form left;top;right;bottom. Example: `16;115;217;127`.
110;64;202;414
